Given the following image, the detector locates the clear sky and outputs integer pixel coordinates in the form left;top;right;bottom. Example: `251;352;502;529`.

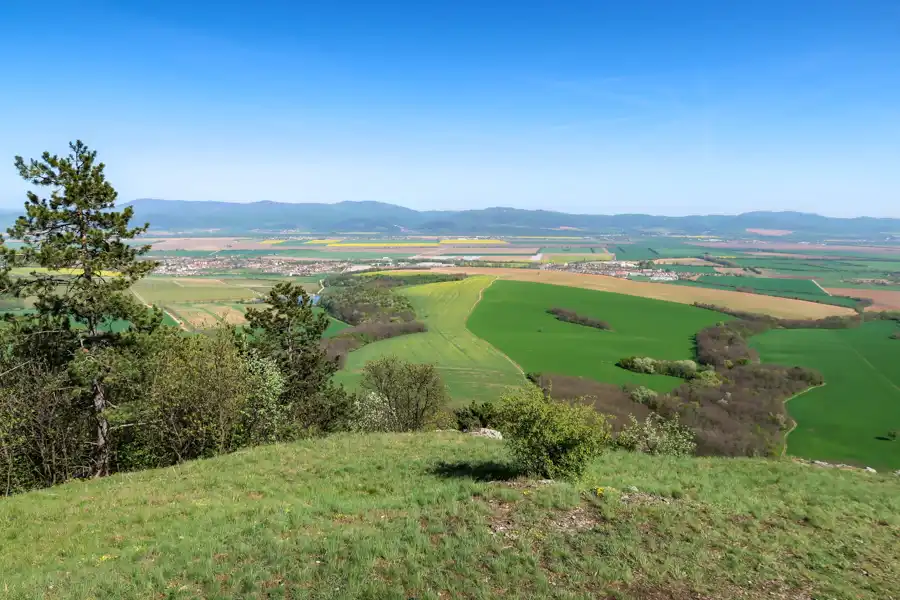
1;0;899;217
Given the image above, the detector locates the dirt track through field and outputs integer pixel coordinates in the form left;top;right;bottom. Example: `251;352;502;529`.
419;267;856;319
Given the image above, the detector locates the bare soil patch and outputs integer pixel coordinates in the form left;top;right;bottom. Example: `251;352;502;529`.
826;288;900;311
149;238;274;251
423;267;854;319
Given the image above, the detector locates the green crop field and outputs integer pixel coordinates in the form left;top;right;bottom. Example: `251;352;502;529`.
751;321;900;470
692;275;827;296
334;276;525;404
467;280;727;392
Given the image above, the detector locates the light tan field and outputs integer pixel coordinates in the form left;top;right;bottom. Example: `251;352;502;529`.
417;267;856;319
434;246;540;255
200;304;247;325
745;228;793;236
168;307;220;329
826;289;900;311
149;238;274;251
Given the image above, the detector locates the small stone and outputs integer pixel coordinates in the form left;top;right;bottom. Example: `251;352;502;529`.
864;467;877;473
893;470;900;476
813;460;832;467
627;485;639;493
469;428;503;440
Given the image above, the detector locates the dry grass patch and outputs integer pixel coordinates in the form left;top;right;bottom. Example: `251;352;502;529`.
826;288;900;311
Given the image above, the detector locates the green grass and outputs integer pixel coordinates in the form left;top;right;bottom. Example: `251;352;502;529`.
334;277;526;404
1;433;897;599
751;321;900;470
467;280;727;392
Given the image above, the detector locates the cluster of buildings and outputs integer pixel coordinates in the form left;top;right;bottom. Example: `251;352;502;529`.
545;260;683;282
151;256;353;277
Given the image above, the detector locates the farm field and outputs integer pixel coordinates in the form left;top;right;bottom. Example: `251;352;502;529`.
467;280;727;392
826;288;900;311
333;276;525;404
751;321;900;470
424;267;856;319
672;275;860;308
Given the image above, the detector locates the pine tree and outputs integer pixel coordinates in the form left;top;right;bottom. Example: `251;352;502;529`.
0;140;160;476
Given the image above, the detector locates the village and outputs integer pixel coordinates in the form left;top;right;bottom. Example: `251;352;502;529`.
544;260;687;282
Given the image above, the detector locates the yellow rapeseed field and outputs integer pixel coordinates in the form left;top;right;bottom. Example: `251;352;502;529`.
439;239;507;244
327;242;440;247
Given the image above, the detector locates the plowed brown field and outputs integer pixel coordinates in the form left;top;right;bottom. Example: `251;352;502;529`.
826;288;900;311
420;267;855;319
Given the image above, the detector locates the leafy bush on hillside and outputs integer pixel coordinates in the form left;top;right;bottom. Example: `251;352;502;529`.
454;400;499;431
617;357;701;378
628;385;658;405
496;386;611;480
616;414;696;456
359;356;449;432
546;307;611;330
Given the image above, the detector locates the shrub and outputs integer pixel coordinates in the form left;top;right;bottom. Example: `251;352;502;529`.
360;356;449;432
546;307;611;330
350;391;393;433
887;430;898;441
453;401;499;431
629;386;658;405
238;351;288;445
496;386;611;480
618;356;657;374
616;414;696;457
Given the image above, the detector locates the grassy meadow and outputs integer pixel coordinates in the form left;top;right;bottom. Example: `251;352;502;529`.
751;321;900;470
1;432;897;599
467;280;727;392
334;276;526;404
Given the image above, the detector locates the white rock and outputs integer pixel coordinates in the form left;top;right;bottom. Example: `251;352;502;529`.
469;428;503;440
864;467;877;473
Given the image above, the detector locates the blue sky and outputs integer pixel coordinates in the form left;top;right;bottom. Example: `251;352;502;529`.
1;0;899;217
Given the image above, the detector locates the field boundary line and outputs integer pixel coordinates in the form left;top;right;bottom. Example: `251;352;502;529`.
132;288;187;330
781;383;825;457
811;280;831;296
467;276;526;378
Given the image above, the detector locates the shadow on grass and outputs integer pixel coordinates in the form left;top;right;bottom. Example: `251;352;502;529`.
430;460;525;482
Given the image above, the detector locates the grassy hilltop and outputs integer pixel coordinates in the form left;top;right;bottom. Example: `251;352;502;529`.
1;433;898;600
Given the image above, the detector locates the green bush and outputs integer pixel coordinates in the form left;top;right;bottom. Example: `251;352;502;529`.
628;386;658;405
359;356;449;432
453;401;499;431
616;414;696;456
496;386;611;481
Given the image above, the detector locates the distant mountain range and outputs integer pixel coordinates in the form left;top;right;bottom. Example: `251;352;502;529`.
2;199;899;237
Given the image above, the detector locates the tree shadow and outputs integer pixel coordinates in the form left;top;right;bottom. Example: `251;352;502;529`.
874;436;893;442
429;460;524;482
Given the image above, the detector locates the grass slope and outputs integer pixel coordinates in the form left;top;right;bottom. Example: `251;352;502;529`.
334;276;525;404
751;321;900;470
467;280;726;392
2;433;898;599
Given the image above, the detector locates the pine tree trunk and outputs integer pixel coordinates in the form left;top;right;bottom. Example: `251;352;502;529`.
92;379;109;477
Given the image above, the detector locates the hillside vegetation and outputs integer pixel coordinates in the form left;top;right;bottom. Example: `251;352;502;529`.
334;276;525;403
1;433;898;599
